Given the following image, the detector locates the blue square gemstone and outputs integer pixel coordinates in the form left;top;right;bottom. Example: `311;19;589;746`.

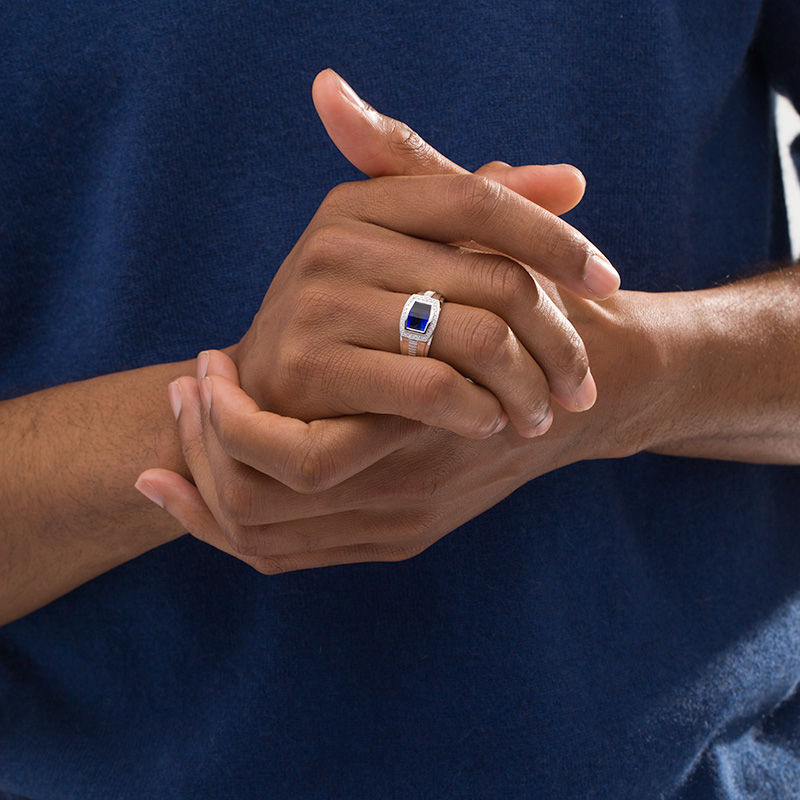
405;300;431;333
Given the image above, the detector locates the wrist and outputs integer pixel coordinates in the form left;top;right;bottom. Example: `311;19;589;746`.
568;289;679;460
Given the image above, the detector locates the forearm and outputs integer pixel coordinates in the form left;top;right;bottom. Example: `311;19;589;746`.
0;360;194;625
618;265;800;463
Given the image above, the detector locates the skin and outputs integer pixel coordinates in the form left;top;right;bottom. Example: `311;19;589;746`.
0;361;191;623
231;73;625;438
138;267;800;574
3;70;799;622
232;172;605;439
0;71;598;625
135;74;800;574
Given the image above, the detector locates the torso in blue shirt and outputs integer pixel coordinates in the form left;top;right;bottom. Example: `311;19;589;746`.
2;2;800;798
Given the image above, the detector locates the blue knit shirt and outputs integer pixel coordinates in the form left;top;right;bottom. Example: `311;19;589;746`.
1;1;800;797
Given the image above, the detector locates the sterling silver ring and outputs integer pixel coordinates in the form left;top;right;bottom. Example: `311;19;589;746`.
399;290;444;357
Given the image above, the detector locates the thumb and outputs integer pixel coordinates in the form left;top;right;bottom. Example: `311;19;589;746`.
312;67;463;178
312;69;585;214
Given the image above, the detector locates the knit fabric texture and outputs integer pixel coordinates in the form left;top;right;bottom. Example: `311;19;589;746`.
1;1;800;797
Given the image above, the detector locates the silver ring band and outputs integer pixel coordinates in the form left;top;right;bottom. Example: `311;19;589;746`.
399;290;444;357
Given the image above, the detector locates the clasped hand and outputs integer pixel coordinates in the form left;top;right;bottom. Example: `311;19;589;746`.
136;70;623;572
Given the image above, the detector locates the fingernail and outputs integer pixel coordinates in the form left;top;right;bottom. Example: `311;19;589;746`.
334;72;365;109
583;254;620;299
197;351;209;380
200;376;212;412
135;478;164;509
573;369;597;411
529;407;554;437
557;163;586;185
168;381;182;420
332;71;381;122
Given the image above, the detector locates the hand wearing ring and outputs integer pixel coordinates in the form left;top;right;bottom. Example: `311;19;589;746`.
233;170;603;440
232;85;614;439
138;70;620;573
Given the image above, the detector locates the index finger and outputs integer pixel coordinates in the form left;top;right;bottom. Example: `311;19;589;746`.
325;173;620;300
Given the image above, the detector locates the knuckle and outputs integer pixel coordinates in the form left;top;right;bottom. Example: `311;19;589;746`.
451;173;506;227
276;343;354;417
351;536;421;564
209;407;238;456
299;223;351;275
408;362;460;420
551;327;590;382
463;311;513;369
482;255;539;307
400;540;430;560
535;218;589;270
180;434;206;469
285;437;336;494
374;532;432;563
216;475;254;525
379;545;421;563
224;524;258;557
386;120;427;160
532;213;570;260
253;556;289;575
277;342;330;392
321;181;359;213
291;286;342;329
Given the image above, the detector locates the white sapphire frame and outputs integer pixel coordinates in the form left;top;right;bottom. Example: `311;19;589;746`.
399;290;444;357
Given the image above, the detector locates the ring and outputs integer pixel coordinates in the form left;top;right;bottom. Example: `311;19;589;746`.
399;290;445;357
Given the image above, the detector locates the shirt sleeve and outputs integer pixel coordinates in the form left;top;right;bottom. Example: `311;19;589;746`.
752;0;800;109
752;0;800;196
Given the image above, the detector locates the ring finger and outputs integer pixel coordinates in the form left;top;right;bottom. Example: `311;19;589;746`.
316;222;594;412
348;291;553;438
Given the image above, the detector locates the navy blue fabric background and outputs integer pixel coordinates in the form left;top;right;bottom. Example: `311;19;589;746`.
1;1;800;797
